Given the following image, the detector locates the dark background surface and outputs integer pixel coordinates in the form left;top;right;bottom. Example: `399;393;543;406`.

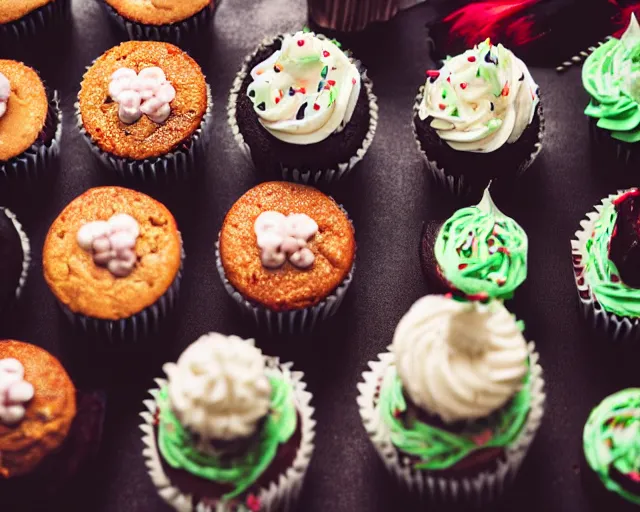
1;0;638;511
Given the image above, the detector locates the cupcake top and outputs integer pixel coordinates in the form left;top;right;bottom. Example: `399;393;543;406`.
246;30;361;145
583;389;640;506
0;208;25;312
418;39;539;153
0;60;48;162
104;0;211;25
583;14;640;143
0;0;52;24
43;186;182;320
0;340;76;478
79;41;208;160
157;332;297;501
583;188;640;318
434;187;528;300
219;181;355;311
379;296;532;470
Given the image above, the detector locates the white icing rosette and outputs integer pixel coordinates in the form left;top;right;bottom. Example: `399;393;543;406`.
0;0;70;40
140;350;316;512
0;208;31;310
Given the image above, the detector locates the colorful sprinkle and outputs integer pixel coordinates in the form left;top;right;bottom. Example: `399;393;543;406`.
257;102;266;111
501;81;510;96
490;102;494;111
299;87;306;94
321;66;328;79
460;82;467;90
323;50;330;58
458;263;468;270
439;103;446;110
256;69;264;76
297;40;305;47
248;89;255;98
289;87;295;96
328;79;336;86
296;103;307;120
519;72;525;81
467;56;476;62
313;103;320;111
425;70;440;78
352;78;356;85
275;97;280;104
273;63;283;73
317;81;324;92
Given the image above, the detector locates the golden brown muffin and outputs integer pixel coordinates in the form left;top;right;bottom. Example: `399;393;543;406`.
105;0;212;25
220;182;356;311
0;60;48;162
0;0;53;24
43;186;182;320
0;340;76;478
78;41;207;160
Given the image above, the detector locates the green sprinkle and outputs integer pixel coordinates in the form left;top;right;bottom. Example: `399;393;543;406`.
329;87;336;106
451;107;459;117
331;38;342;48
442;89;447;99
321;65;328;79
302;26;311;33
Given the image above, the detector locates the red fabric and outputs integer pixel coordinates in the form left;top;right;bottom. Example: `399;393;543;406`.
610;1;640;38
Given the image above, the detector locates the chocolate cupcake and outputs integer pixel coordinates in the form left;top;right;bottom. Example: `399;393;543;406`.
140;332;315;511
42;186;184;343
101;0;216;44
228;29;378;184
413;39;544;197
0;208;30;315
0;0;69;40
77;41;211;180
216;181;356;333
420;187;528;300
358;295;545;504
0;60;61;180
583;389;640;510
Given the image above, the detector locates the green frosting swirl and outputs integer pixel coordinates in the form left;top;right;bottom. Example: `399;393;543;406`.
157;374;297;501
378;366;531;470
584;191;640;317
583;388;640;505
583;15;640;143
434;188;528;300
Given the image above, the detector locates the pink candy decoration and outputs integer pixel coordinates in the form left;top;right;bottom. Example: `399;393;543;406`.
0;358;34;426
254;211;318;269
0;71;10;119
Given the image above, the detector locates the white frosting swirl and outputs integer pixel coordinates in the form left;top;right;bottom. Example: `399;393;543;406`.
109;67;176;124
393;296;528;424
163;333;272;444
0;358;35;426
0;72;10;119
254;211;318;269
418;40;539;153
247;31;361;145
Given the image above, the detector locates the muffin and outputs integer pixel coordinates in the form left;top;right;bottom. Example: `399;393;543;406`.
572;188;640;342
101;0;216;43
216;181;356;333
583;14;640;166
0;208;30;314
420;187;528;300
0;60;61;180
0;0;69;40
583;389;640;509
43;186;184;343
228;29;378;184
77;41;211;180
413;38;544;197
358;295;545;504
141;332;315;511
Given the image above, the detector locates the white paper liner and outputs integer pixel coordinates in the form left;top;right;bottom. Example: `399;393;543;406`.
101;0;217;44
140;357;316;512
357;342;545;505
571;192;640;342
0;0;70;39
1;208;31;302
0;90;62;181
75;84;212;181
412;85;545;197
227;34;379;185
58;245;185;345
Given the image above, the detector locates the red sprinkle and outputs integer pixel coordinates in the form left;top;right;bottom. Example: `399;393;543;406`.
468;56;476;62
498;247;511;256
323;50;330;57
299;87;306;94
352;78;356;85
458;263;468;270
313;103;320;110
425;70;440;78
275;97;280;104
501;81;510;96
439;103;446;110
460;82;468;90
297;40;305;46
328;79;336;86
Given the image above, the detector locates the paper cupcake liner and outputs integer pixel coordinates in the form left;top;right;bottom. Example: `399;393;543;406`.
75;84;212;181
227;34;379;185
588;118;637;167
140;357;316;512
101;0;217;44
357;342;546;505
0;90;62;181
571;192;640;343
0;0;70;40
58;245;185;345
1;208;31;302
412;86;545;197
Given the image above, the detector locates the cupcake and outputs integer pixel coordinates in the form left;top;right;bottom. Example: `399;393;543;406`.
0;60;61;180
0;208;30;314
77;41;211;180
358;295;545;504
101;0;216;43
572;188;640;342
0;0;69;40
140;332;315;511
43;186;184;344
413;38;544;197
583;389;640;510
216;181;356;333
583;14;640;166
420;187;528;301
228;29;378;184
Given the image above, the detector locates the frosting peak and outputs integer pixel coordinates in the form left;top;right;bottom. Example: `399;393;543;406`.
0;358;34;426
0;72;9;119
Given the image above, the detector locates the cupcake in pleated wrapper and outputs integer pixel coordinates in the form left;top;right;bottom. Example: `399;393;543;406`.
357;295;545;505
413;39;544;198
140;332;316;512
0;0;70;40
0;208;31;315
571;188;640;343
228;30;378;185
